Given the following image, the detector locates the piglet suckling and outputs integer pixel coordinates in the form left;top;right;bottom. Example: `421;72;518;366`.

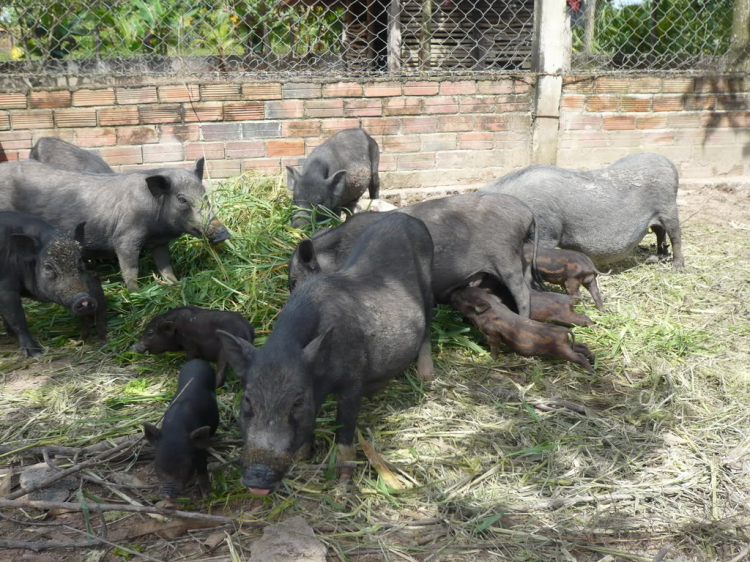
451;286;595;373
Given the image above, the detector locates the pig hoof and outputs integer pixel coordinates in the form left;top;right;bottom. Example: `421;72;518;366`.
416;369;434;382
23;347;43;358
672;259;685;270
338;467;354;485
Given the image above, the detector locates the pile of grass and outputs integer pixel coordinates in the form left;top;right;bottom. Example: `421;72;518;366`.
1;174;749;561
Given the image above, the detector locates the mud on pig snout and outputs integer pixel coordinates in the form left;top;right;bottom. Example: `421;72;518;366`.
205;218;230;244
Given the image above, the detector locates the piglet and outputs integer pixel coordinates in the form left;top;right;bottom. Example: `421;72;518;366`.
79;272;107;341
524;245;610;312
142;359;219;502
451;286;595;373
133;306;255;387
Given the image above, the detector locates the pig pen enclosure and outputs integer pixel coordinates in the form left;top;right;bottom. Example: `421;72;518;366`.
0;175;749;561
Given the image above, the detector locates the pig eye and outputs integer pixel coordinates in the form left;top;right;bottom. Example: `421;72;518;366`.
177;195;189;206
44;263;57;278
145;330;154;339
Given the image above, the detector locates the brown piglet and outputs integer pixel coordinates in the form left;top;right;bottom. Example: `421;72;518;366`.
524;245;610;312
451;286;595;373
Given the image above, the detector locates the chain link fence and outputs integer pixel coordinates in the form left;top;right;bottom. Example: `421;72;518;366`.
0;0;742;77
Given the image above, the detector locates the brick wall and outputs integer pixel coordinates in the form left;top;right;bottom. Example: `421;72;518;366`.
558;75;750;180
0;77;533;199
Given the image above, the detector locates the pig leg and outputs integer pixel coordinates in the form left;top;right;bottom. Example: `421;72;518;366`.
651;225;670;256
662;217;685;269
416;332;434;382
2;319;16;337
334;388;362;483
0;297;42;357
497;261;531;318
151;244;179;285
573;342;595;365
564;277;583;299
95;307;107;341
80;318;91;341
583;277;605;313
216;352;227;388
556;344;595;373
196;450;211;498
115;241;142;292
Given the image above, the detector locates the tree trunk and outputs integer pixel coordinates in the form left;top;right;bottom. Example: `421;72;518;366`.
583;0;597;54
730;0;750;70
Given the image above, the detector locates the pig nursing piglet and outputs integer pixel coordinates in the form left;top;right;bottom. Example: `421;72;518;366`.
143;359;220;502
219;213;434;494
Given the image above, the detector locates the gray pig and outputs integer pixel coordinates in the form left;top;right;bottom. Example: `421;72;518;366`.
481;153;684;268
289;193;540;317
287;128;380;228
0;159;230;291
219;213;434;494
1;211;96;356
29;137;114;174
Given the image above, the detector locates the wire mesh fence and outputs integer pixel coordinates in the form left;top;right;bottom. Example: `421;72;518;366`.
0;0;742;77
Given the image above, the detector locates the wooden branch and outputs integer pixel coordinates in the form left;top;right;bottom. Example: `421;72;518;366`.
0;435;141;458
0;538;99;552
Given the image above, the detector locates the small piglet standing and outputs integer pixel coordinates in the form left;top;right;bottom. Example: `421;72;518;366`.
142;359;219;502
133;306;255;387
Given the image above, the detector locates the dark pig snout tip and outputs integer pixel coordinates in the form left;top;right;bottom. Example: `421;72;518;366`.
132;341;147;353
206;219;231;244
242;464;278;492
71;293;96;315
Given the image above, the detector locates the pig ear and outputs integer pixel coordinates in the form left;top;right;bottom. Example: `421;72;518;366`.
142;423;160;444
189;426;212;450
286;166;300;192
73;222;86;246
302;327;334;367
10;233;40;260
327;170;347;200
145;175;170;198
297;240;319;270
160;321;176;337
217;330;256;379
194;158;205;181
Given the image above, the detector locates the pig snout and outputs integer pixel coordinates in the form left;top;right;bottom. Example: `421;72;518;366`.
291;214;309;229
71;293;97;316
242;464;279;494
132;340;148;353
159;484;181;500
206;219;231;244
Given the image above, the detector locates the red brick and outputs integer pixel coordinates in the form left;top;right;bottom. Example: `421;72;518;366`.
421;133;457;151
159;84;200;103
200;84;241;101
514;79;532;94
31;129;74;143
684;95;716;111
653;96;683;111
620;96;652;112
363;82;401;97
0;151;21;162
563;77;596;94
383;135;420;153
438;115;475;132
323;82;363;97
562;114;602;131
403;81;439;96
561;95;585;110
206;160;242;178
30;90;71;109
99;107;139;126
422;96;458;114
596;78;629;94
603;115;635;130
644;131;675;145
700;113;734;128
52;108;96;128
475;115;507;132
12;110;54;129
116;87;158;105
266;139;304;157
117;126;159;145
0;93;27;109
242;83;282;100
636;115;668;129
460;96;497;113
143;143;184;163
305;138;326;154
477;80;514;95
100;146;142;165
185;142;224;160
397;152;435;170
160;124;200;143
139;104;182;124
0;131;32;149
281;120;321;137
0;112;10;131
383;97;422;116
439;81;476;95
225;141;264;159
266;100;304;119
606;130;643;147
76;128;117;147
73;88;115;107
283;83;321;99
378;153;397;172
673;130;703;145
281;156;304;169
344;99;381;117
628;77;662;93
305;99;343;118
402;116;437;133
715;94;749;110
361;117;399;135
321;118;360;135
224;101;264;121
242;158;281;172
662;78;694;94
585;96;619;112
458;132;492;150
184;103;223;122
571;131;607;148
693;77;726;94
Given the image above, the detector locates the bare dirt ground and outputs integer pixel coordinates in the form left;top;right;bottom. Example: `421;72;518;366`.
1;183;749;562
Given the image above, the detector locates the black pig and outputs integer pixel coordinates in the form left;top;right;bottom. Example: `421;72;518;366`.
287;128;380;227
0;159;230;291
133;306;255;387
0;211;95;356
29;137;114;174
289;193;540;317
142;359;219;502
219;213;434;494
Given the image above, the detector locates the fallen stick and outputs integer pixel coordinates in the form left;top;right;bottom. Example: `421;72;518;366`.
0;498;262;526
0;538;99;552
0;435;141;459
5;437;142;500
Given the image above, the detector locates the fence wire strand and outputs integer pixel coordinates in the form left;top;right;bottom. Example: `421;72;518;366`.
0;0;740;78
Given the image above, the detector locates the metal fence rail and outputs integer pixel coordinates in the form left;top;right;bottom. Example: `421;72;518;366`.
0;0;741;77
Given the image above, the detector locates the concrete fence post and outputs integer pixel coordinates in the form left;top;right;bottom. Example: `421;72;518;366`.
530;0;572;165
